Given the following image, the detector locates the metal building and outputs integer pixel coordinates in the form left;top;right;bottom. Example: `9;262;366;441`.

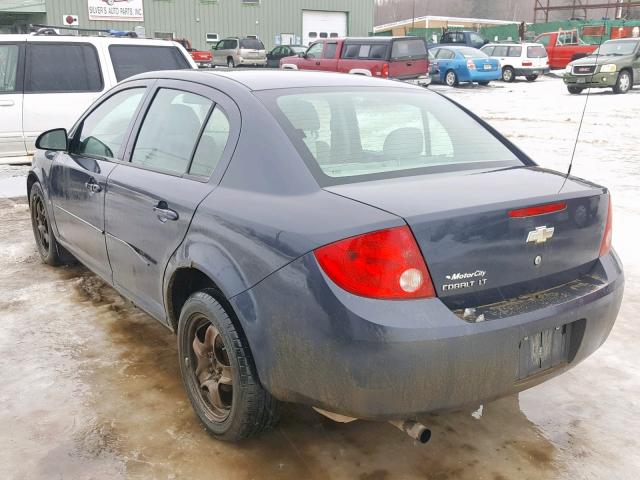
1;0;375;50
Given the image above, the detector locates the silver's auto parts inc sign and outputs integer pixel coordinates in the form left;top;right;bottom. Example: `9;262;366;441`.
88;0;144;22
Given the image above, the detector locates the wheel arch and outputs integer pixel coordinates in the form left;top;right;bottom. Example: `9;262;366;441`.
348;68;372;76
26;172;39;199
281;63;298;70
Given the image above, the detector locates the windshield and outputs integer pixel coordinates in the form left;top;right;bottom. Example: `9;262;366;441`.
240;39;264;50
593;40;639;56
457;47;488;58
260;88;523;185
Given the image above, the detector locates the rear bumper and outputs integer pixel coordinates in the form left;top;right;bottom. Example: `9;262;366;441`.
238;57;267;66
231;251;623;420
466;69;502;82
401;75;432;87
564;72;618;88
514;67;550;76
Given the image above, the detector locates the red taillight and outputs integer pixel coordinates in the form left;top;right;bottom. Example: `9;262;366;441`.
381;63;389;78
314;226;435;300
599;196;613;257
509;202;567;218
467;59;476;70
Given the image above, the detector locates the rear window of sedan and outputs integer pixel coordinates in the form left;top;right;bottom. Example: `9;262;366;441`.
457;47;489;58
109;45;191;81
259;88;523;185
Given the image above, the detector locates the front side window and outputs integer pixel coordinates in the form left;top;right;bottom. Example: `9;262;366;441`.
109;45;191;82
26;43;102;93
0;44;20;93
74;88;146;159
306;43;323;59
266;89;521;185
131;89;212;175
190;107;231;177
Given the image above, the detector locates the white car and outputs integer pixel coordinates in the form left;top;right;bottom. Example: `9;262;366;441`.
0;33;196;165
480;42;550;82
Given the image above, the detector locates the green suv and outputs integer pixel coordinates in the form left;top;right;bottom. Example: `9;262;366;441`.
564;38;640;94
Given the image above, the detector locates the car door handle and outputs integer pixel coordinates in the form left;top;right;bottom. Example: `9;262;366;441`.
84;178;102;193
0;100;15;107
315;61;321;65
153;201;179;222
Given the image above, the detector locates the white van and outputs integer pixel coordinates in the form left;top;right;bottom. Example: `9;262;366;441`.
0;33;196;165
480;42;550;82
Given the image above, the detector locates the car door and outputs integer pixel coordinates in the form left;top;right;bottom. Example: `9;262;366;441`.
300;42;325;70
23;41;106;156
48;83;148;279
492;45;509;68
435;48;456;81
213;39;230;66
104;80;238;321
317;42;339;71
633;44;640;84
0;41;26;161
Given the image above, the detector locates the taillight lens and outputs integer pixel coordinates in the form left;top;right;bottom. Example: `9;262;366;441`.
314;226;435;300
599;196;613;257
467;59;476;70
381;63;389;78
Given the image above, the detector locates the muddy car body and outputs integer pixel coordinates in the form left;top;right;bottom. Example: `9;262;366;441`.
27;70;624;441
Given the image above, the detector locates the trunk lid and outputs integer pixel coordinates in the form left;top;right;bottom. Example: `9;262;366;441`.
325;166;608;308
472;58;499;71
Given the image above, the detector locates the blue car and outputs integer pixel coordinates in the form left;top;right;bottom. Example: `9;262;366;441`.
430;46;501;86
28;70;623;442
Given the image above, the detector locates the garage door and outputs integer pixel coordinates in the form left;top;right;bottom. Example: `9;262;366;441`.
302;10;347;46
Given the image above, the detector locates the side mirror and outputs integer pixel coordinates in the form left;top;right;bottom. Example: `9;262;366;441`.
36;128;68;151
299;52;306;58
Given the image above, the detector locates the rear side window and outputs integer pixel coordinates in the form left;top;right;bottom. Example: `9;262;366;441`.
492;46;509;57
75;88;145;159
369;44;388;59
190;107;231;177
239;39;264;49
507;46;522;57
26;43;102;93
527;46;547;58
481;46;494;56
323;43;338;59
342;44;360;59
436;49;455;60
391;39;427;59
131;88;212;175
109;45;191;82
0;44;20;93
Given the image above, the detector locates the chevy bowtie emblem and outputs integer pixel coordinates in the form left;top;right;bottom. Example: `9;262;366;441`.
526;226;554;244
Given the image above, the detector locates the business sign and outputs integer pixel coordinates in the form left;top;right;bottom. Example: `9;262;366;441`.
88;0;144;22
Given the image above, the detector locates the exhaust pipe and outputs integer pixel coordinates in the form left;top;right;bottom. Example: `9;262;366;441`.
389;420;431;444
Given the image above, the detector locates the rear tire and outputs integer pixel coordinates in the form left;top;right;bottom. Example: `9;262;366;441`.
502;66;515;82
444;70;458;87
526;74;538;82
227;57;235;68
567;86;583;95
613;70;631;94
29;182;71;266
177;290;281;442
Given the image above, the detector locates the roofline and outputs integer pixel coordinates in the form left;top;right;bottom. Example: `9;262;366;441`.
374;15;520;32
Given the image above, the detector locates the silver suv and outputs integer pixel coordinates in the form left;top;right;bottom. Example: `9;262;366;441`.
212;37;267;68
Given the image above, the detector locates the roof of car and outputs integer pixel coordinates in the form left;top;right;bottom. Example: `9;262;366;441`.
129;69;421;92
0;34;182;48
484;42;544;47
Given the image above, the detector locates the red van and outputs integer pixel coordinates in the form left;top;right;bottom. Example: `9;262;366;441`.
280;37;431;85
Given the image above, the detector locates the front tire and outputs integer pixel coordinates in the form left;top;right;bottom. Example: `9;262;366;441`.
502;66;515;82
444;70;458;87
526;74;538;82
567;86;583;95
613;70;631;94
177;290;281;442
29;182;68;266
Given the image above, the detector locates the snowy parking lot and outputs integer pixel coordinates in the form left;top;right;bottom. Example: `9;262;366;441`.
0;75;639;479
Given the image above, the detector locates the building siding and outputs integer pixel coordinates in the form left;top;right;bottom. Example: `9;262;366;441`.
44;0;375;50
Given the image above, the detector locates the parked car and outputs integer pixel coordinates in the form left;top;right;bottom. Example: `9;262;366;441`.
212;37;267;68
280;37;431;85
437;30;488;49
0;34;195;165
429;46;501;86
564;38;640;94
28;70;623;442
266;45;306;68
481;42;550;82
176;38;213;67
534;30;597;69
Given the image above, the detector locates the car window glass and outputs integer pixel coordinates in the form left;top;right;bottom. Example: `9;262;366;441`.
391;39;426;58
109;45;191;82
75;88;145;159
358;45;371;58
369;44;387;59
481;46;494;56
26;43;102;93
324;43;337;59
508;46;522;57
470;33;485;45
240;39;264;49
0;44;19;93
493;46;509;57
342;44;360;58
131;88;212;175
527;45;547;57
537;35;550;47
190;107;231;177
306;43;323;59
436;49;454;59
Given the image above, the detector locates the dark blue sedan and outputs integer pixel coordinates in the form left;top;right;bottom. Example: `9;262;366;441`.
430;46;501;86
28;70;623;442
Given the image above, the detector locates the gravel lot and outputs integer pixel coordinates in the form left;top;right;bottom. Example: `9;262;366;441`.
0;76;638;479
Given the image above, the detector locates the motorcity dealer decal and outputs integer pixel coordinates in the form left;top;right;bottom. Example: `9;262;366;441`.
88;0;144;22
